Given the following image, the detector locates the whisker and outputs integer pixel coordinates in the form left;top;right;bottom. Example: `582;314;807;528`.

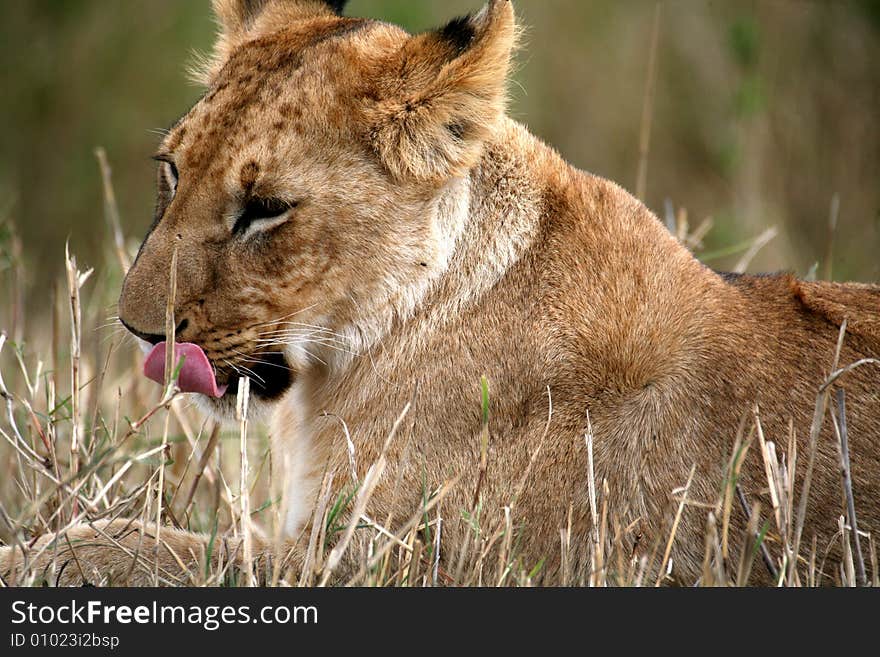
303;348;327;367
221;358;266;386
234;357;292;373
255;326;348;341
256;326;345;342
248;304;321;329
94;322;125;332
253;334;351;349
231;349;285;357
252;336;359;357
227;348;294;371
101;331;135;348
262;321;341;333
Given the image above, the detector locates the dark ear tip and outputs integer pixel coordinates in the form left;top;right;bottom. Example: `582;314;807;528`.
323;0;349;15
439;14;478;55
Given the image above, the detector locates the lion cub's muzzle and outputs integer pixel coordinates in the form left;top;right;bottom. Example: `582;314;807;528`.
120;319;294;402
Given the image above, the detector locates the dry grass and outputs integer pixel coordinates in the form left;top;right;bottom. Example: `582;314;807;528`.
0;158;876;588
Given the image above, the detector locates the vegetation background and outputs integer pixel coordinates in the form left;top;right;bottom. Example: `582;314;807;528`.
0;1;878;586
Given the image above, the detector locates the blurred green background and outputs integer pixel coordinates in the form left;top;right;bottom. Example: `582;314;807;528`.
1;0;879;313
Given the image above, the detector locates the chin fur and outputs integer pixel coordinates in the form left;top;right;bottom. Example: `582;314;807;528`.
192;390;281;423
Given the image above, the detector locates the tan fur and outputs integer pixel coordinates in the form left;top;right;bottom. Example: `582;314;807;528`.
3;0;878;586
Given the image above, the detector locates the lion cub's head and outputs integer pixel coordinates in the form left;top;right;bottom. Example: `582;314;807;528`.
118;0;516;416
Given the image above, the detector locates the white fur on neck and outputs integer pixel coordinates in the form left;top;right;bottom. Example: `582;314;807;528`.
332;176;472;363
441;174;538;317
276;383;319;537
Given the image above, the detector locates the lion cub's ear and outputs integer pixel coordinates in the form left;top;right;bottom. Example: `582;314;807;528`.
212;0;347;39
195;0;348;84
367;0;517;183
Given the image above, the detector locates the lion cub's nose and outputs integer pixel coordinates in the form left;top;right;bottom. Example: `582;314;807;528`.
119;318;190;346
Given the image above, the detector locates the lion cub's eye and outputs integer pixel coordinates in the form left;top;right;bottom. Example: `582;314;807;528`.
163;161;179;194
233;197;296;237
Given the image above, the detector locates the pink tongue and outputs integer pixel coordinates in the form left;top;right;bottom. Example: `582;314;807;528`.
143;342;228;398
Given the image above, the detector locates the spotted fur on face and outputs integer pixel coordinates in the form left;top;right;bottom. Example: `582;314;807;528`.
118;0;517;416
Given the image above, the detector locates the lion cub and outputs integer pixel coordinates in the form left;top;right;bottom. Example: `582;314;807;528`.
3;0;878;586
